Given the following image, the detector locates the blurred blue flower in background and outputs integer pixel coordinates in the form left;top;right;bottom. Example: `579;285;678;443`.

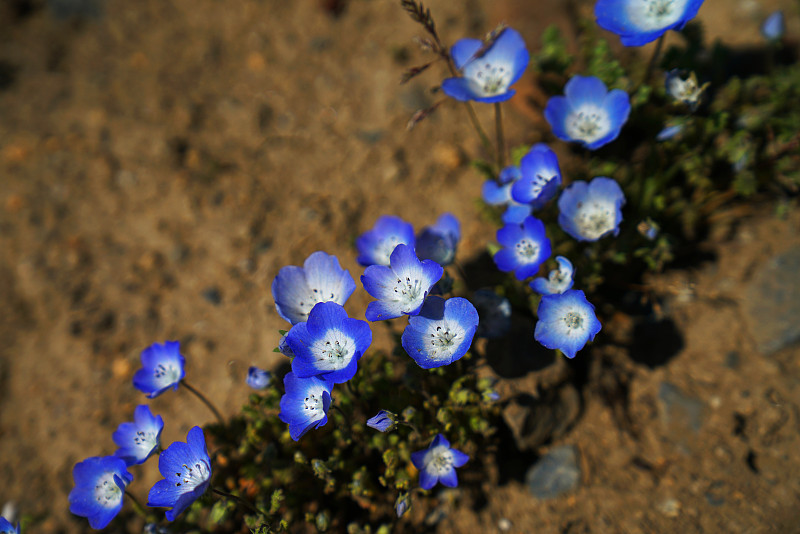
356;215;415;267
545;75;630;150
761;11;785;42
594;0;706;46
558;177;626;242
482;165;533;224
246;366;272;390
416;213;461;266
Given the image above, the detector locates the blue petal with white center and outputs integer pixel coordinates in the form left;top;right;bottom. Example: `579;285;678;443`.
246;366;272;389
147;426;211;521
113;405;164;466
511;144;562;209
544;75;631;150
278;372;333;441
356;215;415;267
69;456;133;529
362;244;444;321
594;0;706;46
0;519;18;534
132;341;185;398
534;290;602;359
401;296;479;369
482;166;533;224
493;216;552;280
558;177;626;242
530;256;575;296
286;301;372;384
442;27;530;104
272;251;356;325
410;434;469;490
416;213;461;266
472;289;512;339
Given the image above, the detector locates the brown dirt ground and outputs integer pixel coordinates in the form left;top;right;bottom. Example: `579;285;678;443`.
1;0;798;532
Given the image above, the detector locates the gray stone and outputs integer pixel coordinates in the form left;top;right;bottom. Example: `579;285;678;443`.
525;445;581;499
743;247;800;354
658;382;706;437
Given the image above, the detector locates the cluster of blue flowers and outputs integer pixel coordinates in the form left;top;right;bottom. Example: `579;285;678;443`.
69;342;212;528
439;0;710;359
272;213;478;488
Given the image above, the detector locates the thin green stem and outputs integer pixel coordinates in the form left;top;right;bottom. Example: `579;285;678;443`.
494;102;506;171
124;491;148;519
399;420;421;439
182;380;224;425
642;34;665;86
212;487;270;522
443;53;495;162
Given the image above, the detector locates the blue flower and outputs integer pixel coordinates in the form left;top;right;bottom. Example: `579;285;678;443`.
545;75;630;150
286;301;372;384
366;410;397;432
0;518;19;534
471;289;511;339
246;366;272;389
761;11;785;41
511;144;562;209
482;166;532;224
278;372;332;441
594;0;706;46
656;123;683;141
441;27;530;104
493;216;552;280
411;434;469;490
356;215;415;267
147;426;211;521
416;213;461;266
272;251;356;325
401;296;479;369
531;256;575;295
534;289;602;359
113;405;164;466
133;341;185;398
69;456;133;529
558;177;626;242
361;244;443;321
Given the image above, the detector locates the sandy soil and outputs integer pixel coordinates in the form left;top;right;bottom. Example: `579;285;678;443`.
1;0;798;532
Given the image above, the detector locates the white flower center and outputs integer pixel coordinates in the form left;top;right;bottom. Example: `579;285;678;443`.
94;473;123;508
390;274;425;309
296;288;340;323
426;322;465;361
424;445;455;476
515;238;539;262
627;0;687;30
173;460;211;491
555;306;590;339
311;330;355;371
574;201;616;240
303;387;327;420
464;61;513;96
566;106;611;144
528;173;556;199
132;429;158;453
153;363;180;387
